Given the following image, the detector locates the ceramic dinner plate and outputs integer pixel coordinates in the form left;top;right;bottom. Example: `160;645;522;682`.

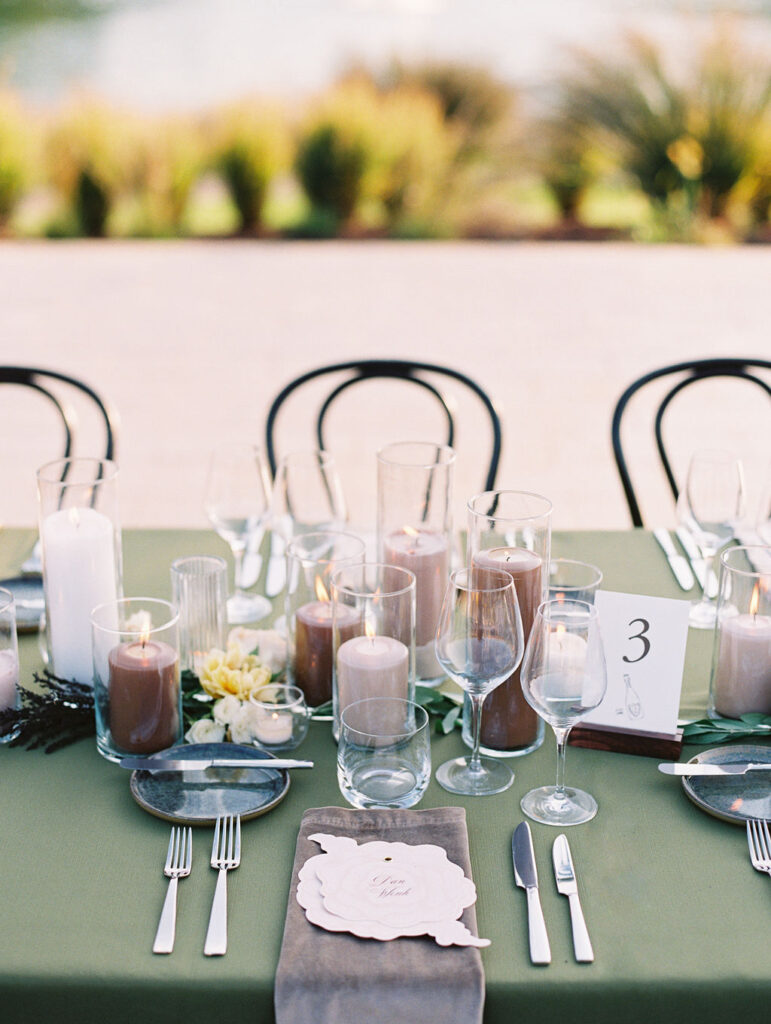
0;576;45;633
681;743;771;825
129;742;290;825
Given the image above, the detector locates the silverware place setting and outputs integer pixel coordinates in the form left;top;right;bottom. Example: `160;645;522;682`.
204;813;242;956
153;826;193;954
747;819;771;879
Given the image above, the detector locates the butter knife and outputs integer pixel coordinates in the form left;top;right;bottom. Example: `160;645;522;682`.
653;528;695;591
512;822;551;965
658;761;771;777
552;834;594;963
674;526;718;598
120;757;314;772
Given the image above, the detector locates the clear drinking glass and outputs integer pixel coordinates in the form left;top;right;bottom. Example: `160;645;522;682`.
266;450;348;598
338;698;430;809
204;443;273;625
548;559;603;604
435;567;523;796
682;450;745;629
520;599;607;826
0;588;20;742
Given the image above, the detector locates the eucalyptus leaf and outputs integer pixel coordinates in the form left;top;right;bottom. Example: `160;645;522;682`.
438;706;461;735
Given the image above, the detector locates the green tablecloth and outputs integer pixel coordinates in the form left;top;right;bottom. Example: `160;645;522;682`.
1;529;768;1024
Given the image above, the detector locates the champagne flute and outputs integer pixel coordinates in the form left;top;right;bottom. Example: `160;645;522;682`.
683;450;745;629
435;567;523;796
204;443;272;625
520;599;607;826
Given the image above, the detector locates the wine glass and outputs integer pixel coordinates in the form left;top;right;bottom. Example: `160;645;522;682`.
435;567;524;796
683;450;745;629
204;443;272;625
266;450;348;597
520;599;607;826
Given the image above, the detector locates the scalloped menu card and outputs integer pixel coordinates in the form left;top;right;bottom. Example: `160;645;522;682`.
296;833;490;947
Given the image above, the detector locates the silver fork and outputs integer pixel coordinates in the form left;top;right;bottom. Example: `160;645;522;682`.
153;826;192;954
204;814;241;956
746;819;771;877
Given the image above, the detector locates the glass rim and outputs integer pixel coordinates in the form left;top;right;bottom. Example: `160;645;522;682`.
537;597;598;622
36;457;119;486
330;562;416;599
548;558;604;587
0;587;14;616
276;448;338;469
719;545;771;579
467;489;553;523
170;554;228;575
376;440;456;469
449;566;516;594
286;529;366;565
90;596;179;635
339;697;428;740
249;683;306;709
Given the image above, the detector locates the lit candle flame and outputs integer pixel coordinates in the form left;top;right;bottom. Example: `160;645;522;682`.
403;526;419;538
139;628;151;649
68;507;81;527
750;583;760;618
365;620;376;640
315;576;330;603
556;623;566;635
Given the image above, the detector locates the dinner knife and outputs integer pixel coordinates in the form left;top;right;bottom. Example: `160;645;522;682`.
652;528;695;591
674;526;718;597
512;821;551;965
552;834;594;963
119;757;314;772
658;761;771;777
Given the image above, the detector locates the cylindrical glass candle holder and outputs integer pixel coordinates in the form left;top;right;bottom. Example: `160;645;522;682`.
331;563;416;741
37;458;122;686
170;555;228;673
548;558;603;605
464;490;552;757
91;597;181;763
709;546;771;720
286;531;366;708
0;588;20;743
249;684;311;752
377;441;454;685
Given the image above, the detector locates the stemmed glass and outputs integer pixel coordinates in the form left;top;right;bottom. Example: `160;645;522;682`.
435;568;524;796
682;450;745;629
204;443;272;625
520;599;607;826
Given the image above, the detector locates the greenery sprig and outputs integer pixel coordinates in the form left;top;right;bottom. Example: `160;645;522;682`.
309;685;462;734
682;713;771;745
0;672;95;753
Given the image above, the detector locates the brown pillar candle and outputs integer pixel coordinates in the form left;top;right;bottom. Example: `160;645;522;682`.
294;601;361;707
473;547;543;751
108;640;180;754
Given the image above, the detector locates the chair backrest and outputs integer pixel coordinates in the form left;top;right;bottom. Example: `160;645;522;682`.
612;357;771;527
0;366;118;463
264;359;502;492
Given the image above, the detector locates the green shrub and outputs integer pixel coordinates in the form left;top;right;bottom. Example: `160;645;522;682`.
0;90;35;230
128;116;205;235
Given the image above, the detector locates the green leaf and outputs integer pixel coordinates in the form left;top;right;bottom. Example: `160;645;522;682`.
438;706;461;735
739;713;771;726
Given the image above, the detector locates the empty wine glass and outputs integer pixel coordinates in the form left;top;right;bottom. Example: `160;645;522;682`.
683;450;745;629
266;450;348;597
204;443;272;625
435;567;523;796
520;599;607;826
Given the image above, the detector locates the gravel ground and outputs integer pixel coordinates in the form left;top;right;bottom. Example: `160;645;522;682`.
1;240;769;533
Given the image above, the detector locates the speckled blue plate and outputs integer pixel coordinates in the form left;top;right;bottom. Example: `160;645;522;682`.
0;576;44;633
682;744;771;825
129;742;290;825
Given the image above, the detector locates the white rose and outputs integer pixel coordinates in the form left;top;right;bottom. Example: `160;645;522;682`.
227;627;262;658
213;695;243;726
255;630;288;675
185;718;226;744
229;703;258;745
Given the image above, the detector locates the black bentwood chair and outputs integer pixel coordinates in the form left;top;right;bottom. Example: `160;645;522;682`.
611;357;771;528
264;359;503;491
0;365;119;464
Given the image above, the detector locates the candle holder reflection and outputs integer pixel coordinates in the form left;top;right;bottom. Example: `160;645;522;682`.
91;597;180;763
248;684;311;752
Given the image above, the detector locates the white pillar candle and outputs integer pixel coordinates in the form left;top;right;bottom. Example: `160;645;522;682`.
336;634;409;720
0;649;18;712
42;507;119;685
713;612;771;717
384;528;448;678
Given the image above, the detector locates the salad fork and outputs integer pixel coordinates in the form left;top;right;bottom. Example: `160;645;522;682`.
153;826;192;954
204;814;241;956
746;819;771;878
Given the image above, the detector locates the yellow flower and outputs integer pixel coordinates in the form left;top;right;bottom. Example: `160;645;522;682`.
199;644;271;700
666;136;704;180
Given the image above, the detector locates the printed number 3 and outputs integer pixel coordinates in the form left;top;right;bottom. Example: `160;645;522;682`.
623;617;651;664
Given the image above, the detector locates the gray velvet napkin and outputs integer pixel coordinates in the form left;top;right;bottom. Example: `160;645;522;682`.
274;806;486;1024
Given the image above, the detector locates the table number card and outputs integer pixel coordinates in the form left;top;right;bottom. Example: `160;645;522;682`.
570;590;690;758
